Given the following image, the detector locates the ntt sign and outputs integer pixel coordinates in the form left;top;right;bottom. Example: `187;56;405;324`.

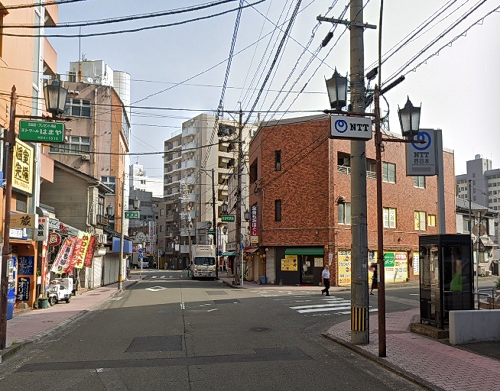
330;115;373;140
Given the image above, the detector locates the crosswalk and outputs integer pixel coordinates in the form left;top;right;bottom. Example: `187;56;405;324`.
148;275;179;280
251;291;378;316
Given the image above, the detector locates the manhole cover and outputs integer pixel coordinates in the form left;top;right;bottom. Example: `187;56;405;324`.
249;327;271;333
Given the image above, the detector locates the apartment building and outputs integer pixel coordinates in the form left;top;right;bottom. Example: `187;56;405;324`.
248;115;456;286
161;113;255;269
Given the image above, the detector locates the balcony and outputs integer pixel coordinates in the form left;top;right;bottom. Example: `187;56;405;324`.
181;159;197;170
182;126;198;138
43;38;57;77
96;214;109;226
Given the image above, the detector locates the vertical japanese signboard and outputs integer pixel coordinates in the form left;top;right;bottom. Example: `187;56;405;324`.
250;204;258;244
13;139;34;194
406;129;437;176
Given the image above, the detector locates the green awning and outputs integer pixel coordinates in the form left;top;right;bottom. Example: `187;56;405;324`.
285;248;324;256
222;251;236;256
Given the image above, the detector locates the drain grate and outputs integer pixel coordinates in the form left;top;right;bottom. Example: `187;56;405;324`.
126;336;182;352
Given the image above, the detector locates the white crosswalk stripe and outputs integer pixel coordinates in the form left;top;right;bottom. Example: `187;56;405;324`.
289;296;377;315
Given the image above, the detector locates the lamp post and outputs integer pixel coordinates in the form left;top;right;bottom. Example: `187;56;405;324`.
1;80;68;349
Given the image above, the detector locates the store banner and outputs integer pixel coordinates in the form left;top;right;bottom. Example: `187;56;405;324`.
51;237;77;274
66;237;84;274
74;231;91;269
84;236;97;267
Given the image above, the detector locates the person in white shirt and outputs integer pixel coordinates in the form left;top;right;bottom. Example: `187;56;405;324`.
321;264;330;296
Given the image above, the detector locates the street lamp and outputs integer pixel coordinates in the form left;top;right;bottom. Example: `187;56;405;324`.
43;78;68;117
221;201;228;214
106;204;114;218
244;209;250;222
133;196;141;210
325;68;348;111
398;97;421;139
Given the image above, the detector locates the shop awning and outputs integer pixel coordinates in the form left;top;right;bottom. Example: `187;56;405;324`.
222;251;236;256
244;247;259;253
285;247;324;256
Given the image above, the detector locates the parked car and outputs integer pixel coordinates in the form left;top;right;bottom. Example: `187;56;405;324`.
141;258;150;269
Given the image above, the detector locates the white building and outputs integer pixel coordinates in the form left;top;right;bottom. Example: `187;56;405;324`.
129;163;163;198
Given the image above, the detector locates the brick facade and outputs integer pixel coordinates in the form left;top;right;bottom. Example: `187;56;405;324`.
249;115;456;286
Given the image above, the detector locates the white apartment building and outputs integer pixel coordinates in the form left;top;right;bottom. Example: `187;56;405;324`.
161;113;256;268
129;163;163;198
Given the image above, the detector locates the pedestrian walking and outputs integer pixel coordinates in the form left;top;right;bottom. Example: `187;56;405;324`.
321;264;330;296
370;262;378;295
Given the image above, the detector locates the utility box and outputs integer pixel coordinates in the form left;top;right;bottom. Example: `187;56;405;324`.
419;234;474;329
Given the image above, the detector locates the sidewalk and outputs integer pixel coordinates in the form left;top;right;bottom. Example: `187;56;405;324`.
0;276;140;363
220;274;500;391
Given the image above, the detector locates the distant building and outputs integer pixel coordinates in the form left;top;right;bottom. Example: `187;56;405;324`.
129;163;163;198
456;154;500;247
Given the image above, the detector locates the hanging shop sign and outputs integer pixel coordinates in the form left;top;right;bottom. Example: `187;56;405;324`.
19;120;65;143
330;115;373;140
18;256;35;275
12;139;34;194
11;213;38;229
48;232;62;246
250;204;259;244
36;217;49;241
405;129;438;176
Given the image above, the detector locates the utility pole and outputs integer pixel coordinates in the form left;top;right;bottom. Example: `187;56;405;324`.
118;172;126;291
235;108;243;286
0;86;16;350
349;0;369;344
211;168;218;278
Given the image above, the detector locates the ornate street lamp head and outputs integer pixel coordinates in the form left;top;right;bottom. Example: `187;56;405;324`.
44;78;68;117
398;96;421;139
325;68;348;110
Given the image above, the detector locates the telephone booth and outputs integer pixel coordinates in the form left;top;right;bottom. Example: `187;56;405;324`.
419;234;473;329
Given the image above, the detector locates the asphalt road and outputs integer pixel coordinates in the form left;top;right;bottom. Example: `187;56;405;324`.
0;270;428;390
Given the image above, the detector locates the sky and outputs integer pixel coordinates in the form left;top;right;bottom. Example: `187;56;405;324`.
48;0;500;178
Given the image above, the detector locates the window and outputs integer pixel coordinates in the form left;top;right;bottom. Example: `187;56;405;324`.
463;218;470;233
275;150;282;171
64;98;91;117
382;162;396;183
414;176;425;188
250;160;258;184
101;176;116;194
383;207;397;228
414;211;426;231
428;214;436;227
50;136;90;154
97;196;105;217
338;202;351;225
275;199;282;222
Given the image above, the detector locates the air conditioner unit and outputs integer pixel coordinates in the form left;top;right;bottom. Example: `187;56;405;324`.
81;154;91;161
98;233;108;244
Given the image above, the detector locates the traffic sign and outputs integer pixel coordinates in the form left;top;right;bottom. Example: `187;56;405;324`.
330;116;372;140
19;120;65;143
221;215;235;222
125;211;140;219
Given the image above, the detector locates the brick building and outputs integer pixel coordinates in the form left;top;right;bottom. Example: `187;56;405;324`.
248;114;456;287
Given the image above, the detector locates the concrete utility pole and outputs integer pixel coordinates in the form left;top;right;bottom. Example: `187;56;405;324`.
211;168;218;278
349;0;369;345
235;108;243;286
118;172;126;291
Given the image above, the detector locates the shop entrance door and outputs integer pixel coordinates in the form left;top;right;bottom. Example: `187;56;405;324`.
300;256;314;285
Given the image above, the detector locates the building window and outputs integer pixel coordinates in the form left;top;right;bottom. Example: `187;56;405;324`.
414;211;426;231
338;202;351;225
383;207;397;228
101;176;116;194
250;160;258;184
275;150;282;171
414;176;425;188
97;195;105;217
382;162;396;183
463;218;470;233
64;98;91;117
159;225;163;233
50;136;90;154
428;214;436;227
275;199;282;222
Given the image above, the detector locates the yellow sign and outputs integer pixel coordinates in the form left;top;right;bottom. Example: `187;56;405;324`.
13;139;34;194
337;250;351;286
281;255;298;271
10;213;37;228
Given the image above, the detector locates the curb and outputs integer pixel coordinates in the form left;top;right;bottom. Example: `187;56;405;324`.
0;279;140;364
322;332;445;391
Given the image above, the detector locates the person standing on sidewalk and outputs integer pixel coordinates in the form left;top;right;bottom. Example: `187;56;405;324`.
321;264;330;296
370;262;378;295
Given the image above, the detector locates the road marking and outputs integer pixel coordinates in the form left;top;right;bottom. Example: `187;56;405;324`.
111;297;123;301
151;276;157;279
146;286;167;292
207;309;217;312
180;302;185;310
289;297;375;315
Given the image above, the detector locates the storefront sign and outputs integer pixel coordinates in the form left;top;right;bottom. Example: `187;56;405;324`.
48;232;62;246
281;255;298;271
12;139;34;194
51;237;76;274
250;204;258;244
17;277;31;302
11;213;38;229
74;232;91;268
383;252;408;283
19;120;65;143
49;218;60;231
413;251;420;276
18;256;35;275
406;129;438;176
36;217;49;241
84;236;97;267
337;250;352;286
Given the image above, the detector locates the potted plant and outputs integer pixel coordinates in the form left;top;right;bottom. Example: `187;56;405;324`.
38;296;49;309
